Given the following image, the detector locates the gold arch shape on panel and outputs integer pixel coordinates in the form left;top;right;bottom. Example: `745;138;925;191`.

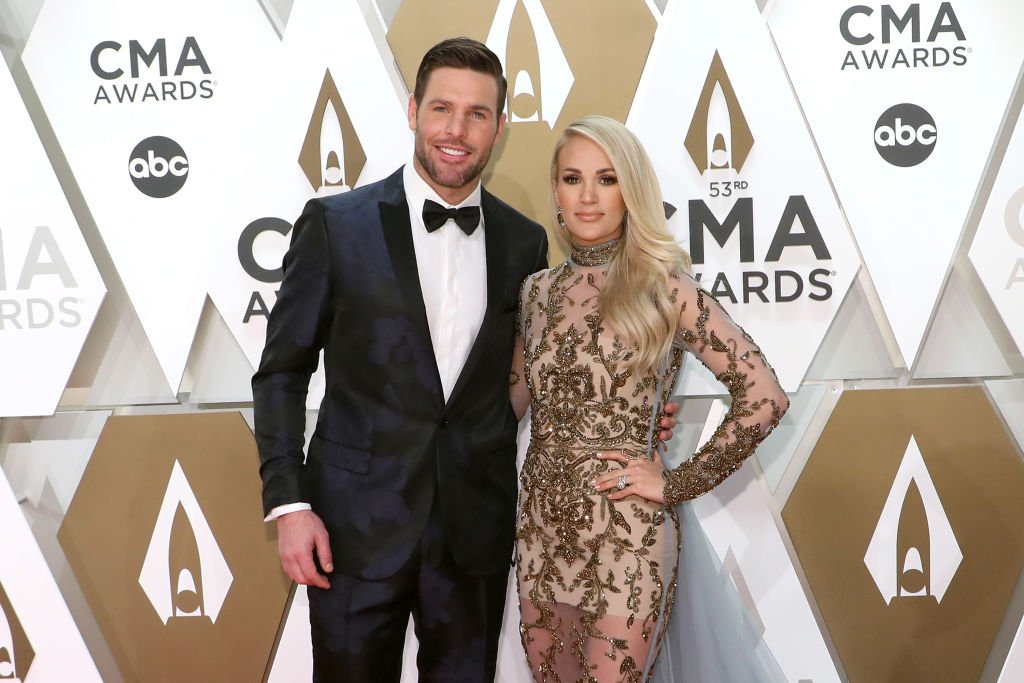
684;50;755;174
0;582;34;681
299;69;367;192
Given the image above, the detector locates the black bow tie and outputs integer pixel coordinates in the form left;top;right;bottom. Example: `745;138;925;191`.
422;199;480;235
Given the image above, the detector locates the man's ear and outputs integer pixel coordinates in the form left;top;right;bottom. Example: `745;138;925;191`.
407;93;418;132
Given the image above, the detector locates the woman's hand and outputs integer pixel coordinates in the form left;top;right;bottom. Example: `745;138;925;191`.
592;449;666;504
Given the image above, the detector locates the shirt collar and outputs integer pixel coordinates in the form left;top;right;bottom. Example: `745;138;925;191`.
403;161;482;213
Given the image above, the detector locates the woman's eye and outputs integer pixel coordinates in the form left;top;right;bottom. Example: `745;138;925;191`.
562;175;580;184
600;176;618;185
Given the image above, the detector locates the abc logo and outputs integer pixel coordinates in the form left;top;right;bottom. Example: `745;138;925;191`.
874;103;937;167
128;136;189;198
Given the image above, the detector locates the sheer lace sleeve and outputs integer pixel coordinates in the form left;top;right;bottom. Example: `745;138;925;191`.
663;277;789;505
510;274;535;421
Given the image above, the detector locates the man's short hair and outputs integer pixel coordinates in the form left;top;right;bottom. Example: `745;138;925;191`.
413;37;507;114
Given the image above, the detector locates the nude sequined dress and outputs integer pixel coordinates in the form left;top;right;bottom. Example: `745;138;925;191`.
510;242;788;683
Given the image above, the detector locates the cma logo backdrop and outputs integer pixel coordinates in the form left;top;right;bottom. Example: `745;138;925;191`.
22;0;283;395
767;0;1024;368
22;0;409;400
628;0;860;393
57;413;289;681
5;0;1024;681
784;387;1024;681
206;0;410;406
0;53;105;417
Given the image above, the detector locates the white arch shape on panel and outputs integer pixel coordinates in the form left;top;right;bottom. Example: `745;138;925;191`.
138;460;233;625
863;435;962;604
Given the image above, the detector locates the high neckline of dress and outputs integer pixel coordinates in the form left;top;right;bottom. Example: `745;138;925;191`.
569;238;620;267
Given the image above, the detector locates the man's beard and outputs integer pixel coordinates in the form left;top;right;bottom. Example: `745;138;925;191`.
414;135;492;190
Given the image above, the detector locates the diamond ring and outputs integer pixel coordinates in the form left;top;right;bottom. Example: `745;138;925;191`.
617;474;627;490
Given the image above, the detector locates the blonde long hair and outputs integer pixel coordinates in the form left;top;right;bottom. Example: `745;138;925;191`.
552;115;692;375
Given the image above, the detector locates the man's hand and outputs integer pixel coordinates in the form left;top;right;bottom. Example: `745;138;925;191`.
277;509;333;589
658;401;680;442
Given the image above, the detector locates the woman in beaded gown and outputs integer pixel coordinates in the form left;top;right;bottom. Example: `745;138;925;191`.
509;116;789;683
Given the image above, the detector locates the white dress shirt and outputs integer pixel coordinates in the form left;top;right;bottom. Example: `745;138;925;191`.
403;162;487;399
267;163;488;521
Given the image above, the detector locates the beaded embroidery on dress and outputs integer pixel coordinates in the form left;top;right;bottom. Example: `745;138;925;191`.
510;243;787;683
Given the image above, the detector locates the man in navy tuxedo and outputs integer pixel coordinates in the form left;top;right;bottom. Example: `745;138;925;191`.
253;37;675;682
253;38;547;682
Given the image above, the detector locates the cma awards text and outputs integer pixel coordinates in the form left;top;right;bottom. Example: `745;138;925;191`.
91;37;215;104
0;226;83;329
686;195;835;304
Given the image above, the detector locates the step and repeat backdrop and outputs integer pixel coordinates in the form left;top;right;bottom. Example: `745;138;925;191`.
1;0;1024;681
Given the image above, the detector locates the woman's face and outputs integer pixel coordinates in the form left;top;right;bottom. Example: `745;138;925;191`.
553;136;626;247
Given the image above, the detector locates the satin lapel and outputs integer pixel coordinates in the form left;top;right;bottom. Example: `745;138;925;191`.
446;190;507;407
378;174;444;402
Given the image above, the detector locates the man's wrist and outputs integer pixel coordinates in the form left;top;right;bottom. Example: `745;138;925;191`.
264;502;312;522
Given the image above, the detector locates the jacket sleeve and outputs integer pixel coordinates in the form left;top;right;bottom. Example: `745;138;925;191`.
532;228;549;274
662;276;789;505
251;199;334;516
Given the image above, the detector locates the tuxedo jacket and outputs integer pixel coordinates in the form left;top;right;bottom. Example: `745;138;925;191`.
252;168;548;580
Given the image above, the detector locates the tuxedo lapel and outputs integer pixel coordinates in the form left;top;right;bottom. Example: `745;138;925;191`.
377;171;444;403
446;189;507;408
